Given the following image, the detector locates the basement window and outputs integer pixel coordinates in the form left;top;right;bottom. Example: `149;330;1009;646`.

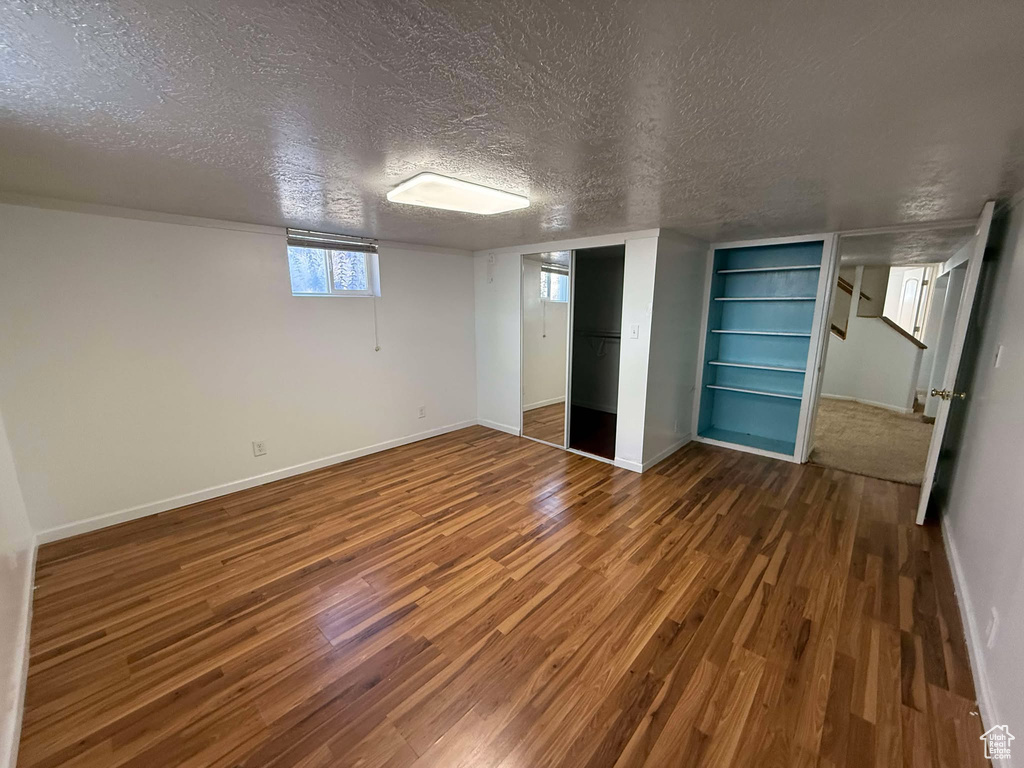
540;266;569;302
286;229;379;297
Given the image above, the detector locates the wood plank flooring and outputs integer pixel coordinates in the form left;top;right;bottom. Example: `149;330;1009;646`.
19;426;989;768
522;402;566;446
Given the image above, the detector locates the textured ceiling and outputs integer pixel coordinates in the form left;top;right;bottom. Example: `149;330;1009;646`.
839;226;976;266
2;0;1024;251
526;251;571;267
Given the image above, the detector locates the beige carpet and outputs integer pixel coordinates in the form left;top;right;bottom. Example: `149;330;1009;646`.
809;398;933;484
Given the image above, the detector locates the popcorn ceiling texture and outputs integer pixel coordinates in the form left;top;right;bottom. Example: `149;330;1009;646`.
1;0;1023;250
839;227;977;266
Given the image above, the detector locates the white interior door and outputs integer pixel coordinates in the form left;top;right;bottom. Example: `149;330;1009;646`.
916;201;994;524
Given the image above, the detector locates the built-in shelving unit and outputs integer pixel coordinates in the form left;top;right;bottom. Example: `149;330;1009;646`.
696;240;828;458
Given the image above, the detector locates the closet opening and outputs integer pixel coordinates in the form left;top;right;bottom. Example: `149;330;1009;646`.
568;245;625;460
521;251;571;447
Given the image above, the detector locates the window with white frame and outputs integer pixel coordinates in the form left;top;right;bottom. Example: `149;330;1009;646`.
286;229;379;297
540;266;569;302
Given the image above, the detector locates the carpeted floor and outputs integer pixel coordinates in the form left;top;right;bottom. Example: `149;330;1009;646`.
809;397;933;484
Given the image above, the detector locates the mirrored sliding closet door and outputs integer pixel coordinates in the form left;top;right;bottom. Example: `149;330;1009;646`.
521;251;571;447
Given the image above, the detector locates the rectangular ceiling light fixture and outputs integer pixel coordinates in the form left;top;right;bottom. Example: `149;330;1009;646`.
386;172;529;215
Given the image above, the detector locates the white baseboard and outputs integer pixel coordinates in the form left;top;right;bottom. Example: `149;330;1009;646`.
615;435;694;474
642;434;693;471
34;420;478;544
522;397;565;412
614;458;643;473
819;393;914;415
1;540;35;768
477;419;520;436
941;515;1002;750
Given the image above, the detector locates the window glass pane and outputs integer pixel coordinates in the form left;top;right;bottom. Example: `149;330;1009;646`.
330;251;369;292
288;246;329;294
550;273;568;302
541;270;568;302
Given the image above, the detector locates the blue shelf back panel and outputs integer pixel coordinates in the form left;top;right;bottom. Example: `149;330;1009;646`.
721;269;819;298
708;388;801;443
698;240;824;454
713;366;804;396
716;334;810;369
718;242;823;270
720;301;815;331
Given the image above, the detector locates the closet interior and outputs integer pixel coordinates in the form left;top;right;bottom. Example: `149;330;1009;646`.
568;245;625;460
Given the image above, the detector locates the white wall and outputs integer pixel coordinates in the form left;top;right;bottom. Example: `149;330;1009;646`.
612;236;659;469
0;203;478;540
942;197;1024;748
474;252;522;434
642;232;707;469
521;259;568;410
856;265;889;317
0;408;34;768
821;315;923;413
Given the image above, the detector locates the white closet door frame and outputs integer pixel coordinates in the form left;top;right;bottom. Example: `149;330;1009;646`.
691;232;838;464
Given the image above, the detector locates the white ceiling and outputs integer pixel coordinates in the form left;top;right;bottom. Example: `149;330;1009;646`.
839;226;977;266
525;251;572;267
2;0;1023;251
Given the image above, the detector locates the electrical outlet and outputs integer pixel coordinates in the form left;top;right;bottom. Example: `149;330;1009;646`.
252;440;267;457
418;405;426;419
985;608;999;649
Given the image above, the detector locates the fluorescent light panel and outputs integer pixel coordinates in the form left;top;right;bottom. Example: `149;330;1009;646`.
386;172;529;215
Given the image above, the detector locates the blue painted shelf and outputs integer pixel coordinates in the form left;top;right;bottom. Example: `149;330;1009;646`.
697;240;825;457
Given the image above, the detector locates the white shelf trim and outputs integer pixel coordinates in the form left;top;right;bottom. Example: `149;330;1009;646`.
710;329;811;337
714;296;817;302
716;265;821;274
708;361;805;373
706;384;803;400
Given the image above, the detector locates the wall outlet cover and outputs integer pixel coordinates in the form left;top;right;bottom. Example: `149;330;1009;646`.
985;607;999;649
252;440;267;457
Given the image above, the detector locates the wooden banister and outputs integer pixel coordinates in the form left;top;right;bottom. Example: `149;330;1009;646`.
879;316;926;349
836;276;871;301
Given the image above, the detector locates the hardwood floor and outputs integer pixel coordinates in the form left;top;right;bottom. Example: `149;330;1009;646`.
19;427;988;768
522;402;565;445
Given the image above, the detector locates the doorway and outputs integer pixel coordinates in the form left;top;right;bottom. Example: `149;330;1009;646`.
568;245;625;460
809;224;977;485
